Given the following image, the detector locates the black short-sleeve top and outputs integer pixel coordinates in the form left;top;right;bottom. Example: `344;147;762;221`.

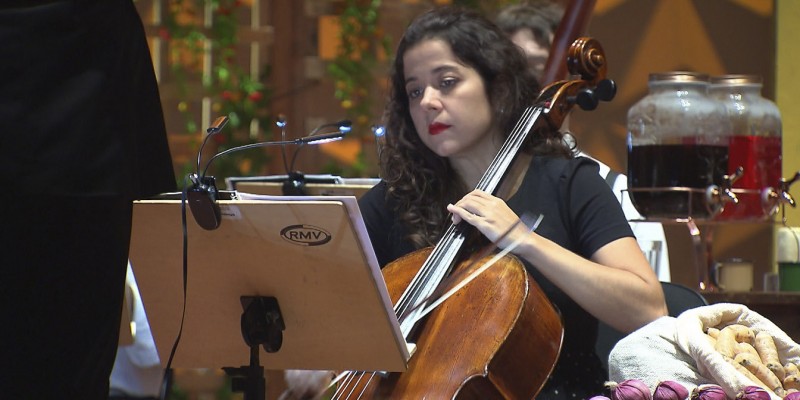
358;155;634;395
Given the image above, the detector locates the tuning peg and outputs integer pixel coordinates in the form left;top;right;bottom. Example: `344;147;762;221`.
574;88;599;110
570;79;617;111
596;79;617;102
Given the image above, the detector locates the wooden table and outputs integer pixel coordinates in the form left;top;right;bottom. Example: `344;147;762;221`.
701;291;800;341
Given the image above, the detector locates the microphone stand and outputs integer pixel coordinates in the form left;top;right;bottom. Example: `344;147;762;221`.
282;171;307;196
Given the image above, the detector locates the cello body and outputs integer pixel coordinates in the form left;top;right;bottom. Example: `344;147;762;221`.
335;248;564;399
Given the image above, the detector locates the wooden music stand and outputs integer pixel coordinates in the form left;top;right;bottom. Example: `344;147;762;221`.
128;195;409;395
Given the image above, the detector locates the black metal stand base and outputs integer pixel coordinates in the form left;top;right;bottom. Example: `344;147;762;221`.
223;296;285;400
223;346;266;400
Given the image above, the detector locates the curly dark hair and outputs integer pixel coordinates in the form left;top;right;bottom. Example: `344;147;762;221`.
381;6;570;248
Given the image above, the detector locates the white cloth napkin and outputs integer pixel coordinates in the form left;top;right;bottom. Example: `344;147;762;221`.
609;303;800;398
608;315;709;392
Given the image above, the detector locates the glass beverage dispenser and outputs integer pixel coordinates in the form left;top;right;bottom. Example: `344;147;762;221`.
627;72;730;219
707;74;782;220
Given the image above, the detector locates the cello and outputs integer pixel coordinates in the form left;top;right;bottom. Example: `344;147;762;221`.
327;35;616;399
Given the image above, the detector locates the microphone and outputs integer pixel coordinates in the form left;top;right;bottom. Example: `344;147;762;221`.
187;117;352;230
187;116;230;231
371;124;386;166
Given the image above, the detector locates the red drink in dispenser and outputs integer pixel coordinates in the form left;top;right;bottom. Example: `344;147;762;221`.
709;75;782;220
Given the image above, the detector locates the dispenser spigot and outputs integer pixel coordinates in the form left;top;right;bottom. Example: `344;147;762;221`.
761;187;781;217
723;166;744;203
779;171;800;208
705;167;744;216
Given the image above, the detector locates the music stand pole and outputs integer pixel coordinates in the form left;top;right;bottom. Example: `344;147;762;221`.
223;346;265;400
223;296;285;400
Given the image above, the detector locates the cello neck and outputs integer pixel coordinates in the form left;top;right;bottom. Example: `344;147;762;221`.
475;106;543;194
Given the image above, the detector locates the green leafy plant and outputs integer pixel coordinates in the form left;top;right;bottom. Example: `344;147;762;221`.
328;0;392;130
324;0;392;177
163;0;273;183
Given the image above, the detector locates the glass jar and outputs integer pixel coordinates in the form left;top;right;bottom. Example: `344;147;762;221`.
627;71;730;219
707;74;782;220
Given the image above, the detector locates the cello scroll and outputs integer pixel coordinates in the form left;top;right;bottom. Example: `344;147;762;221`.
535;37;617;134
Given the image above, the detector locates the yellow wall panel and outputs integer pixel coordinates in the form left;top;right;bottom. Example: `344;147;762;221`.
777;0;800;225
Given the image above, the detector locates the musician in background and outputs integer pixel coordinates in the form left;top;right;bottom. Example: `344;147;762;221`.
495;1;563;83
496;1;672;282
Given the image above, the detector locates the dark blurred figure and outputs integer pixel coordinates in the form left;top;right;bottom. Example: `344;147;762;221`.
495;1;564;82
0;1;176;398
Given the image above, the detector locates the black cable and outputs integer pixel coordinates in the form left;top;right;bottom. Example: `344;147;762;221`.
159;179;192;400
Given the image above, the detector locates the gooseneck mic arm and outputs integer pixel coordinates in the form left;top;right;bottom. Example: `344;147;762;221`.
196;116;230;175
200;120;351;179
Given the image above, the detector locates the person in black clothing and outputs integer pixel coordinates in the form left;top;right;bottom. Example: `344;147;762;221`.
356;7;666;399
0;1;176;398
281;6;666;399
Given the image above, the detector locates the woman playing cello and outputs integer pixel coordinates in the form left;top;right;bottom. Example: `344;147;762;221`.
285;6;667;399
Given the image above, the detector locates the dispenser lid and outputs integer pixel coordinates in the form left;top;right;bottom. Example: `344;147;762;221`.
649;71;709;83
709;74;762;86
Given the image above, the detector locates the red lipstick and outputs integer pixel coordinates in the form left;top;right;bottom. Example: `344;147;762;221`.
428;122;450;135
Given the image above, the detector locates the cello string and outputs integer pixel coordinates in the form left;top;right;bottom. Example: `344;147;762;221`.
415;214;543;322
476;106;536;191
478;107;541;192
394;224;459;318
329;370;350;388
394;224;457;313
397;227;498;325
330;371;356;400
395;106;540;328
396;231;465;334
340;372;362;400
330;370;376;400
394;229;454;312
393;106;535;318
353;372;377;400
401;213;543;326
